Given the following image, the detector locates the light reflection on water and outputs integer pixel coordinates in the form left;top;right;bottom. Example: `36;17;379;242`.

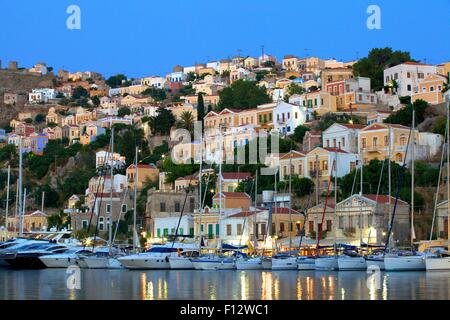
1;269;450;300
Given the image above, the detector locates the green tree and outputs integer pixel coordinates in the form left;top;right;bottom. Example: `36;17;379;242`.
197;93;205;123
353;47;414;91
117;107;131;117
91;95;100;107
149;107;176;136
71;86;89;100
141;87;167;101
106;74;127;88
0;144;16;162
176;111;195;132
291;125;310;143
218;79;271;110
35;114;45;123
285;83;305;98
277;176;314;197
34;184;59;208
315;113;361;132
385;99;430;126
24;118;33;124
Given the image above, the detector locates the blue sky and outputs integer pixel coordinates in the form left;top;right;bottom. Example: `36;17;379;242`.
0;0;449;78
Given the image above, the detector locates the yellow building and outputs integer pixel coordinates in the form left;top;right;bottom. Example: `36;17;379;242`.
358;123;417;164
6;210;48;232
126;163;160;190
412;74;447;105
321;67;354;88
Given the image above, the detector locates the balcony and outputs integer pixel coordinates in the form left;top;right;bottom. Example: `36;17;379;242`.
363;146;387;153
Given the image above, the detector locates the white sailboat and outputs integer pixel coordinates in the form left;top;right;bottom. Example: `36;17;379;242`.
315;152;338;271
384;109;425;271
338;147;367;271
426;98;450;271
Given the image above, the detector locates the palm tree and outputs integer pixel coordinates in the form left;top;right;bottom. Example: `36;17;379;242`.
176;111;195;132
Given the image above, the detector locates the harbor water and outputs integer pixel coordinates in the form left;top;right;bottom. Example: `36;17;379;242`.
1;269;450;300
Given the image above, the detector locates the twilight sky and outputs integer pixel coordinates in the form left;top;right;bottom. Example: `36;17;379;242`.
0;0;449;78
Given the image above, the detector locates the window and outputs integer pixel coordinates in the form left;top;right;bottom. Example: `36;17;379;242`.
323;160;328;171
174;201;181;212
373;137;378;147
430;86;434;92
99;217;104;231
269;114;272;121
263;115;267;123
333;138;336;147
280;222;285;233
326;220;332;231
384;136;388;146
82;220;88;229
215;224;220;238
259;115;262;123
163;228;169;236
160;202;166;212
407;72;411;78
106;204;111;214
157;228;161;237
121;204;127;213
237;224;242;235
261;223;267;236
226;224;232;236
309;221;314;233
190;198;195;212
338;216;344;229
362;138;367;148
407;84;412;91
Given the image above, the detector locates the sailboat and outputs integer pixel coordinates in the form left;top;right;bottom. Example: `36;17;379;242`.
426;98;450;271
191;136;236;270
82;128;124;269
384;109;426;271
338;147;367;271
315;151;338;271
272;151;298;270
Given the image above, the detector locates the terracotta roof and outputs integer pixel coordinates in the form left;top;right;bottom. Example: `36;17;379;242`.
228;210;262;218
272;207;301;214
401;61;432;66
363;194;408;205
322;147;349;154
221;172;252;180
213;192;251;199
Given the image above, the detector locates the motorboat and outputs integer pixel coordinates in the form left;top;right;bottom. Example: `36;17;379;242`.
271;253;297;270
78;247;125;269
168;249;199;269
337;250;367;271
384;251;426;271
0;238;36;266
297;256;315;270
39;247;93;268
261;257;272;269
235;255;264;270
314;255;338;270
1;242;69;269
191;254;236;270
425;247;450;271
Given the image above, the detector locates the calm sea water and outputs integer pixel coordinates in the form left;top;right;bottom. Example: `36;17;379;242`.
1;269;450;300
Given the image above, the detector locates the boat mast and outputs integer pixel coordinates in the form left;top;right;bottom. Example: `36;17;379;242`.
388;124;392;247
288;151;293;251
411;109;415;249
198;133;203;250
18;137;23;237
253;170;258;253
333;148;337;254
133;146;138;251
447;98;450;251
21;188;26;234
5;165;10;232
109;127;114;253
218;129;223;252
359;144;363;247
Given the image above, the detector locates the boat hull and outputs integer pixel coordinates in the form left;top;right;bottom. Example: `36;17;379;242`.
297;258;315;270
83;257;123;269
262;258;272;270
191;259;236;270
39;255;78;268
425;257;450;271
169;256;194;269
384;256;425;271
338;257;367;271
4;255;47;269
366;257;385;271
118;256;171;269
235;258;264;270
272;257;297;270
315;256;338;271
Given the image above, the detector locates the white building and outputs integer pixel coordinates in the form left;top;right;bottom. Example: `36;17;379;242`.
28;88;57;103
383;62;437;97
154;215;194;238
95;150;126;169
141;76;167;89
273;101;307;135
322;123;366;153
87;174;128;194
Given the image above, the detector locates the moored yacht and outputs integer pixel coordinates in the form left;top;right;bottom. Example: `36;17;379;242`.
384;251;426;271
39;247;93;268
425;247;450;271
365;251;385;270
271;253;297;270
191;254;236;270
315;255;338;271
168;249;199;269
78;247;124;269
297;256;315;270
235;255;264;270
337;250;367;271
1;242;68;269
